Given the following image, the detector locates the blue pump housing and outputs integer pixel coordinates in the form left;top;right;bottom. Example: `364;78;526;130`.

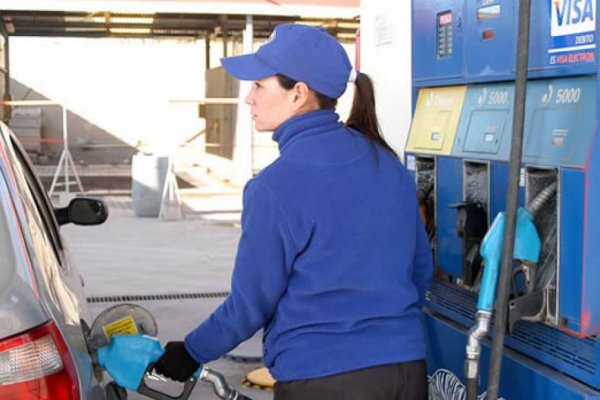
410;0;600;396
412;0;597;88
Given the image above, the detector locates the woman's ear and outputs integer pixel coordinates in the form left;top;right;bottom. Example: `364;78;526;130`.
290;82;318;112
292;82;309;103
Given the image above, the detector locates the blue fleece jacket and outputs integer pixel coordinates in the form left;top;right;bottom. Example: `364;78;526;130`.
184;109;433;381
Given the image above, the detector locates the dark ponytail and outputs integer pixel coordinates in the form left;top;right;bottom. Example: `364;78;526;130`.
345;73;397;157
276;72;397;157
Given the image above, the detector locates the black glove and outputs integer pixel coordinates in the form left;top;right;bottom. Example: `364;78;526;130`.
154;341;200;382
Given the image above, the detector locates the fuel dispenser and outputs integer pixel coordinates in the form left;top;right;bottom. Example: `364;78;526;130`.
408;0;600;398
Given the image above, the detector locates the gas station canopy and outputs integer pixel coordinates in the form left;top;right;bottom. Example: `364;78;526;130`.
0;0;359;40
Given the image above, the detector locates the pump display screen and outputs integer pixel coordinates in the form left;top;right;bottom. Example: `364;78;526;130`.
437;11;453;58
477;4;501;20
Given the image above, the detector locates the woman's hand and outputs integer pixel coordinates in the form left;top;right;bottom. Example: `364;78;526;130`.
154;341;200;382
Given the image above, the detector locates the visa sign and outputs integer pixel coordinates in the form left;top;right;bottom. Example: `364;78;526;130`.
551;0;596;36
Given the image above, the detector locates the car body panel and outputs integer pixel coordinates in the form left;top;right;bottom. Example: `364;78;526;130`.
0;121;104;399
0;126;47;339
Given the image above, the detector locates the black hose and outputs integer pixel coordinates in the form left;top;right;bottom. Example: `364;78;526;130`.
526;182;557;217
467;365;478;400
486;0;532;399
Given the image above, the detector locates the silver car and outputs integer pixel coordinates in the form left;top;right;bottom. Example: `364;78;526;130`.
0;121;108;399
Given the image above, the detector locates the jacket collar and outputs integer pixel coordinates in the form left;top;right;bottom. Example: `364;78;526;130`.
272;109;341;153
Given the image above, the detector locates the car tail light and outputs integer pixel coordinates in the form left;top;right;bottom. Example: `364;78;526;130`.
0;321;80;400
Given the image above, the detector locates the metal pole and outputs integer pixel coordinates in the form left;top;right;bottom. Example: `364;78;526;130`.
62;106;69;193
1;26;11;122
244;15;254;176
486;0;531;398
205;33;211;70
230;16;254;183
221;15;229;57
49;150;66;194
48;104;83;196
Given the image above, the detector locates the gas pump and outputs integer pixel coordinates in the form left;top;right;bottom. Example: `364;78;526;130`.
408;0;600;398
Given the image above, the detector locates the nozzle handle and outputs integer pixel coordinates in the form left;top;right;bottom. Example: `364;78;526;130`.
138;365;198;400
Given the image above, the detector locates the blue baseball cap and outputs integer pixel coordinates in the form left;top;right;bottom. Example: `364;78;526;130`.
221;24;353;99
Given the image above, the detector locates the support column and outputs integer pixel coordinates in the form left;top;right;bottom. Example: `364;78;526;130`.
205;33;211;71
220;15;229;57
0;24;10;122
233;15;254;183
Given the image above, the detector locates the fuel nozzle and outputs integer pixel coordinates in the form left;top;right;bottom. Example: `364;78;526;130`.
465;207;542;400
507;181;558;329
417;181;435;239
449;202;488;286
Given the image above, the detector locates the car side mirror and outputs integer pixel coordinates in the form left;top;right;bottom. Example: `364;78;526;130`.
55;198;109;226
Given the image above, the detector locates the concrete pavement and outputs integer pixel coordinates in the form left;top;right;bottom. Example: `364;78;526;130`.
61;187;274;400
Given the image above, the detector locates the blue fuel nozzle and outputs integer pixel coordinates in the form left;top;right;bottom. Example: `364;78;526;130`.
97;334;202;400
477;207;541;312
97;334;165;390
477;212;505;312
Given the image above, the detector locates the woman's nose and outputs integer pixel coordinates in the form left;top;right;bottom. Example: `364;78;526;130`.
245;90;253;105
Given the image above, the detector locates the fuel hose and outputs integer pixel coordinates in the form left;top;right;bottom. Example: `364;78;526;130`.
486;0;532;398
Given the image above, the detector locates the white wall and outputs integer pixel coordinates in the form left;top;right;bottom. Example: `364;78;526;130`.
359;1;412;158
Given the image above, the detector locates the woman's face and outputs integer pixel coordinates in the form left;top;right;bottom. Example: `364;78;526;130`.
245;76;297;132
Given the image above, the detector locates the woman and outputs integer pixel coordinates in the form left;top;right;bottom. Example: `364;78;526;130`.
155;24;433;400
